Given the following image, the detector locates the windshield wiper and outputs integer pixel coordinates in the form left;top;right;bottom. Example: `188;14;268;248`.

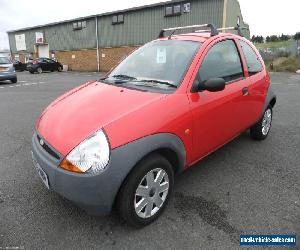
133;79;177;88
112;74;137;80
100;74;136;85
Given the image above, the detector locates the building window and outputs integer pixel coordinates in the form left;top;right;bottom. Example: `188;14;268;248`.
73;20;87;30
165;5;182;17
165;6;173;16
112;14;124;24
173;5;181;15
183;3;191;13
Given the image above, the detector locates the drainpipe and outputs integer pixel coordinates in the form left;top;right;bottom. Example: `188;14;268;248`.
222;0;228;33
95;16;100;72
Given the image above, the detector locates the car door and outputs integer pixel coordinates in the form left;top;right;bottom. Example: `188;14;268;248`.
187;38;249;163
236;39;267;127
47;59;57;71
39;58;48;71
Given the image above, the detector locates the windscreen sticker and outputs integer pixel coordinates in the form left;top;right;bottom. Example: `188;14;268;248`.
156;48;167;64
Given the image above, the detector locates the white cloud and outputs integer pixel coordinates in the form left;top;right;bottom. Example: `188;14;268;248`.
239;0;300;36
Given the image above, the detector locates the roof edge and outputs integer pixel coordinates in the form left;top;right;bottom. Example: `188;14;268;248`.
7;0;186;33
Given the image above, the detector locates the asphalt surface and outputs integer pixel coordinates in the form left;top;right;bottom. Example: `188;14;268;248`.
0;71;299;249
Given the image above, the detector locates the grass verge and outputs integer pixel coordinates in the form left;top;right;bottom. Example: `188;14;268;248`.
265;57;300;72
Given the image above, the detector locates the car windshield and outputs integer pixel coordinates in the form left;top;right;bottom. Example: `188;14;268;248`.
105;40;201;88
0;57;11;64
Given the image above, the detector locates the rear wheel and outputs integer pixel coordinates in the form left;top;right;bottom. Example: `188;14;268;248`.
250;106;273;140
117;154;174;228
11;77;17;83
37;67;42;74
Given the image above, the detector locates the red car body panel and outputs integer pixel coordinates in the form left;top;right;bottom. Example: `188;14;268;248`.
37;82;170;157
36;33;269;168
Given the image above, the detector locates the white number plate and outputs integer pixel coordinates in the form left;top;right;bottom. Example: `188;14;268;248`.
31;152;50;189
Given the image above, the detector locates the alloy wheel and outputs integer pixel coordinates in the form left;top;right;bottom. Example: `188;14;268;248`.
262;108;272;136
134;168;169;219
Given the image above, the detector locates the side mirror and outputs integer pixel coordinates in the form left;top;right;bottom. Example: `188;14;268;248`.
203;78;226;92
192;77;225;92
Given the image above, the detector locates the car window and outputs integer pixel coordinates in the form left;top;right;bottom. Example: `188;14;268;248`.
107;40;201;87
198;39;244;83
239;40;263;75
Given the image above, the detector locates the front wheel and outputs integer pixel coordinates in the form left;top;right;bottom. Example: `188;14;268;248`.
117;154;174;228
250;106;273;140
11;77;17;83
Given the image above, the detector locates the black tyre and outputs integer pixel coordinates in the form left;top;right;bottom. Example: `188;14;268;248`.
11;77;17;83
250;106;273;140
29;71;34;74
117;154;174;228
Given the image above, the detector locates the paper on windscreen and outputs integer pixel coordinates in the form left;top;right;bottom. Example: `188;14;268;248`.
156;48;167;64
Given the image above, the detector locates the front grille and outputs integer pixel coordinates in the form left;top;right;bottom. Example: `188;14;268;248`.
37;134;60;160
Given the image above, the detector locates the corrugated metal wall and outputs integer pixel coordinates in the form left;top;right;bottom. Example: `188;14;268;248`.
8;0;233;53
226;0;250;38
98;0;224;47
9;18;96;53
46;18;96;51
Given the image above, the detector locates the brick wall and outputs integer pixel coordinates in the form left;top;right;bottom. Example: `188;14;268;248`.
99;46;139;72
54;46;139;72
55;49;98;71
11;46;140;72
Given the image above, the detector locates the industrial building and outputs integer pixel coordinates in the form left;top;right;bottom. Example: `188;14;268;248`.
7;0;249;72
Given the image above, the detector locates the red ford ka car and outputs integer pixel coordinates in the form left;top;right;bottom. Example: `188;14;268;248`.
32;24;276;227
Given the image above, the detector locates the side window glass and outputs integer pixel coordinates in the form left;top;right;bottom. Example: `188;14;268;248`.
199;40;244;83
239;40;263;75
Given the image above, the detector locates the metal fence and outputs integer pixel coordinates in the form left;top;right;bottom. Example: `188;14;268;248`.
259;40;300;61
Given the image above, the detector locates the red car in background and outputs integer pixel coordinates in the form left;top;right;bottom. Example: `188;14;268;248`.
31;24;276;227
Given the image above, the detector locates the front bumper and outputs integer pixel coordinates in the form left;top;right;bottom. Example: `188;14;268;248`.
31;132;132;216
0;71;17;81
31;131;186;216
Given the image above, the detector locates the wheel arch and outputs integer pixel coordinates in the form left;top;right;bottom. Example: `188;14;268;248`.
263;86;276;114
111;133;186;209
269;96;276;108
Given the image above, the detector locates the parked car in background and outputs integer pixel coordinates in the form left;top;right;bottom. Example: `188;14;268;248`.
27;58;63;74
0;57;17;83
13;60;27;71
32;24;276;227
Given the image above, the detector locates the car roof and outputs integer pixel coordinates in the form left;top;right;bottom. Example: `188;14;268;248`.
158;32;245;43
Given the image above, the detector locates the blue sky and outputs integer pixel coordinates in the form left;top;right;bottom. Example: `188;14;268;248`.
0;0;299;50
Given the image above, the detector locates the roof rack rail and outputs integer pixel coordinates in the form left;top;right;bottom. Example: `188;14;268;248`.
195;24;249;37
158;24;219;39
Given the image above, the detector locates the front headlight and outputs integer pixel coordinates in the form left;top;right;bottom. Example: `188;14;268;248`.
60;129;110;174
